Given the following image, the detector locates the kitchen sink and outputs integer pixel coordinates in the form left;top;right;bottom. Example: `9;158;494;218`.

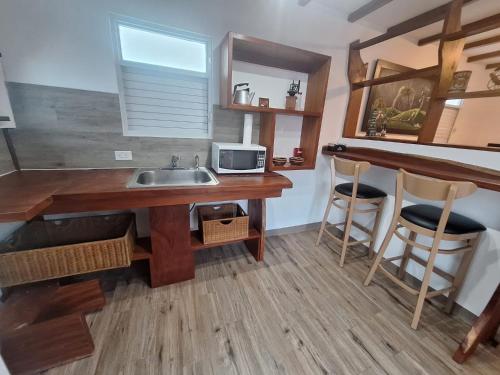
127;167;219;188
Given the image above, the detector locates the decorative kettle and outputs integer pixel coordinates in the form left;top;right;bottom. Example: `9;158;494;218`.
233;83;255;105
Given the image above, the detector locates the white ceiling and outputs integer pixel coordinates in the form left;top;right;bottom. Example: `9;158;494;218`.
303;0;500;66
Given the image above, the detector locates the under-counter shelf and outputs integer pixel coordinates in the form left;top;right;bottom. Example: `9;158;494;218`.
132;238;152;261
190;228;261;251
132;228;262;258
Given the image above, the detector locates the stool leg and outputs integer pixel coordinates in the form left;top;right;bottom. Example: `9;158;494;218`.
398;231;417;279
364;220;398;286
445;236;480;314
316;194;335;246
368;199;385;259
411;244;440;330
340;198;355;267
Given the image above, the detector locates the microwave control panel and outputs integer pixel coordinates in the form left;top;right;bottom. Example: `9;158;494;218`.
257;151;265;168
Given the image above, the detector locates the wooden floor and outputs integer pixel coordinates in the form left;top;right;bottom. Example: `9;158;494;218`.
47;230;500;375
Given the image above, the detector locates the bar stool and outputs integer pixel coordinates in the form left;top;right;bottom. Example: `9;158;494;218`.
316;156;387;267
364;169;486;329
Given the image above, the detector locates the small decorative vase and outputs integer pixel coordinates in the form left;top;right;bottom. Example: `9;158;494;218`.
449;71;472;93
285;96;297;110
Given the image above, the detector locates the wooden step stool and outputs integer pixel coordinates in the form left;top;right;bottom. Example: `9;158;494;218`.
0;280;105;375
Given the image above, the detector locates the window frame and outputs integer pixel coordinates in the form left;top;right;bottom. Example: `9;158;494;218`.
109;14;213;139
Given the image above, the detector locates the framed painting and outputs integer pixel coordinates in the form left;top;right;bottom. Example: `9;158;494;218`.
361;59;435;136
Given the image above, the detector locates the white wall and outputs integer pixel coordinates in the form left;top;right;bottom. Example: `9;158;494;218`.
0;0;498;315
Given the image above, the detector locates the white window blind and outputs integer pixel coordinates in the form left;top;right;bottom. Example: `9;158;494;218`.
111;16;212;139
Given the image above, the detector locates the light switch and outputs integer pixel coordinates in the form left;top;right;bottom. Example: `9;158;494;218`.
114;150;133;160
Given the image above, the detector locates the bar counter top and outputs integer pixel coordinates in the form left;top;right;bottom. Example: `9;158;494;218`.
322;146;500;192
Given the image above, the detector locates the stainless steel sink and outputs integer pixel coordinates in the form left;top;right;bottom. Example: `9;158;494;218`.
127;167;219;188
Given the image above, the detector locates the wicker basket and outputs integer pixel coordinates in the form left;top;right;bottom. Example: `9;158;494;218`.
197;204;249;245
0;214;135;287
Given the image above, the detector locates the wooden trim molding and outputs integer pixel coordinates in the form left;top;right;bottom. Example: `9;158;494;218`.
486;62;500;70
353;0;475;50
467;50;500;63
464;34;500;49
418;12;500;46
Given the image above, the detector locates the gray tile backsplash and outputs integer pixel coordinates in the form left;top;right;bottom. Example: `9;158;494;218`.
7;82;260;169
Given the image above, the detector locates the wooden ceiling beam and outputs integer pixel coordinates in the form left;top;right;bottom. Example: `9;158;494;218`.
348;0;393;23
486;62;500;70
464;34;500;49
353;0;475;50
467;50;500;62
419;12;500;46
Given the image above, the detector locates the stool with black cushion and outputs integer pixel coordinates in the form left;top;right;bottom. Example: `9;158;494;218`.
364;169;486;330
316;156;387;267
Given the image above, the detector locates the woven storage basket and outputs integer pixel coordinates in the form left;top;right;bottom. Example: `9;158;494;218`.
197;203;249;245
0;214;135;287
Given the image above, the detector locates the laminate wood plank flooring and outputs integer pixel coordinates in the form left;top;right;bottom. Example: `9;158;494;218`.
47;230;500;375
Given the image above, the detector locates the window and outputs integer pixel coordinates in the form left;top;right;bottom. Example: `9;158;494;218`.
110;16;212;138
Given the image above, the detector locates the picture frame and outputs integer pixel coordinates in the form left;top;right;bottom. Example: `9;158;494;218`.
361;59;435;136
258;97;269;108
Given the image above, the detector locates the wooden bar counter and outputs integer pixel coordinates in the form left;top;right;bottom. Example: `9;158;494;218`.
0;169;292;287
322;146;500;191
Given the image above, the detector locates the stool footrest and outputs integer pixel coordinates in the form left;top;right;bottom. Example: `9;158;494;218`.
395;228;431;251
332;201;347;210
323;220;373;247
383;255;404;262
348;238;372;246
354;207;380;213
395;227;475;255
408;254;455;282
379;265;420;296
438;246;473;255
351;221;372;235
426;286;455;299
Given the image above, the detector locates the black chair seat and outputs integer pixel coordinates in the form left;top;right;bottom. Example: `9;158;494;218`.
335;183;387;199
401;204;486;235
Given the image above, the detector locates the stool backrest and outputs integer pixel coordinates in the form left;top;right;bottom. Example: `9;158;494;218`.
399;169;477;201
394;169;478;238
332;156;371;177
331;157;371;199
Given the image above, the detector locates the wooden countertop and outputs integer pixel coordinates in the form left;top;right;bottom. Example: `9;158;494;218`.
0;169;293;222
322;146;500;192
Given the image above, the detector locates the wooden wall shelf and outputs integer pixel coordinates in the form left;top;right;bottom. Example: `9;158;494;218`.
224;103;322;117
270;163;315;171
220;32;331;172
438;90;500;99
322;146;500;191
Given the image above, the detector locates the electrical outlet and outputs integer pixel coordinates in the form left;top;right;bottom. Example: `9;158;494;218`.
114;150;132;161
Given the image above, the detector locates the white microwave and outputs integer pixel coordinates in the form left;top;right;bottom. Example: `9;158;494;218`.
212;142;266;174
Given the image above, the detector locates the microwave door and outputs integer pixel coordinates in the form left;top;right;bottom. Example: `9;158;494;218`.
220;150;258;170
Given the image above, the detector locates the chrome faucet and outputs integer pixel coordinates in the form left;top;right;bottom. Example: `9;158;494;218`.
171;155;180;168
194;154;199;169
